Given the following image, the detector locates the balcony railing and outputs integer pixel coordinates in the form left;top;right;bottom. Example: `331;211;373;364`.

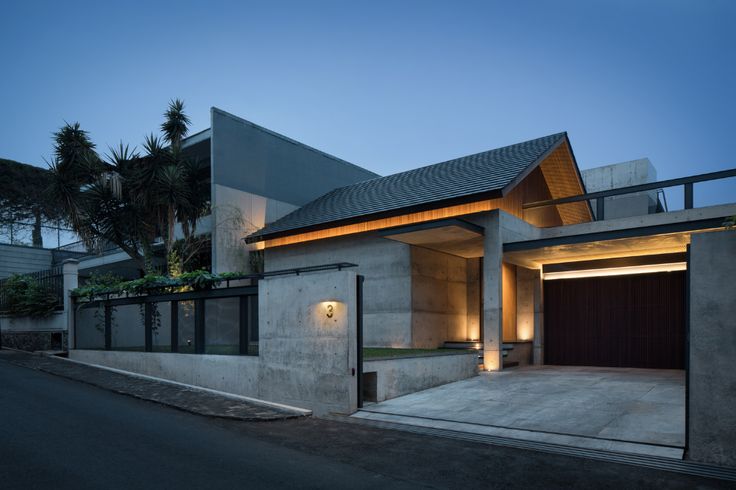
523;168;736;223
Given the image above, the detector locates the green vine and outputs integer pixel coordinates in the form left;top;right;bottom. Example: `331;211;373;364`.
72;269;247;301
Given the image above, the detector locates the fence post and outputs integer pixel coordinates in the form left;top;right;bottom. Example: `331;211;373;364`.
62;259;79;351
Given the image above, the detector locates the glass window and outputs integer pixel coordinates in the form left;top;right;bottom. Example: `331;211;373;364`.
178;300;196;353
75;304;105;349
110;304;145;351
204;297;239;355
151;302;172;352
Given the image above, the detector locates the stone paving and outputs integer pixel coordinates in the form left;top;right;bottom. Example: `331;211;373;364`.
0;349;307;421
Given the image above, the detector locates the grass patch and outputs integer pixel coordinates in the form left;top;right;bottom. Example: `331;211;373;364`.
363;347;463;359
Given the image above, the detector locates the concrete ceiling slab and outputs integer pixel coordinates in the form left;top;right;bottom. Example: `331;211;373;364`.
383;224;484;258
503;231;697;268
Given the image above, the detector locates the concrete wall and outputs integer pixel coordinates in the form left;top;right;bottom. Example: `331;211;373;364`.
0;243;52;279
581;159;658;219
71;269;359;415
504;341;533;367
266;235;413;347
2;259;78;352
466;258;481;341
209;108;378;273
363;352;478;402
688;229;736;467
212;184;298;273
0;311;66;332
410;247;468;348
210;108;378;207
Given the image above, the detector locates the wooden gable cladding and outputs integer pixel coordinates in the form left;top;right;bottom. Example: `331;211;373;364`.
537;142;593;225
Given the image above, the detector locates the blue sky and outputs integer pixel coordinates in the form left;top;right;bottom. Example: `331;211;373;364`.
1;0;734;208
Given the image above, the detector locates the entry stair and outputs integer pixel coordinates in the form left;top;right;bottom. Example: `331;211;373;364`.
442;341;518;369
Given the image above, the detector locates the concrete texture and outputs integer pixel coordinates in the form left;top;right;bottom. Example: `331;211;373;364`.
212;184;298;273
504;341;533;366
410;246;468;348
363;351;477;402
266;235;413;347
581;158;658;219
1;349;305;420
482;211;504;370
72;269;359;416
357;366;685;452
688;229;736;467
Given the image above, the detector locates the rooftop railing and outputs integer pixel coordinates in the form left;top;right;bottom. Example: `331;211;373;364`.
523;168;736;223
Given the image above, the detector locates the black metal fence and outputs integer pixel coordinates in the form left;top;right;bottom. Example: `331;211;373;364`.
74;285;259;355
0;266;65;313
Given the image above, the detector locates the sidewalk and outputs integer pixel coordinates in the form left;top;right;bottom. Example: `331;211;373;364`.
0;349;307;421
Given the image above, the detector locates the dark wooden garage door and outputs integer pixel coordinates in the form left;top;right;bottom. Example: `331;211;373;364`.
544;271;685;369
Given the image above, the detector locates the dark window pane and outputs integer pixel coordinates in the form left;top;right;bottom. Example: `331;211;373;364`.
151;302;172;352
110;304;145;351
178;300;196;354
76;304;105;349
204;297;239;355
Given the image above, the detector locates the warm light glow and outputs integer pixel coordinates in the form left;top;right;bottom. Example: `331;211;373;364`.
260;143;593;248
543;262;686;280
264;199;498;247
320;301;338;319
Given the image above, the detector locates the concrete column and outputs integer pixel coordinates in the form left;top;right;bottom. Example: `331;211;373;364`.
482;212;503;371
62;259;79;350
688;230;736;467
532;269;544;365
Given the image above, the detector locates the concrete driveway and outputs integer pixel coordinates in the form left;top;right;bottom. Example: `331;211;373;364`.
354;366;685;458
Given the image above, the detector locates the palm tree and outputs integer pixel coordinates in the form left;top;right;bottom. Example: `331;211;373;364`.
49;99;210;274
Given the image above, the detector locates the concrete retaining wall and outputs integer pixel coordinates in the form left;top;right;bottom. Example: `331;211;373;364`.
688;229;736;467
504;341;533;367
70;269;359;416
0;311;66;332
363;352;478;402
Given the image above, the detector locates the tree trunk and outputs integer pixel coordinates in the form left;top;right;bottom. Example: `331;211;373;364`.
32;209;43;247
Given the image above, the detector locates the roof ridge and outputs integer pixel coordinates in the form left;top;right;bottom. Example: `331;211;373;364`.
247;132;569;242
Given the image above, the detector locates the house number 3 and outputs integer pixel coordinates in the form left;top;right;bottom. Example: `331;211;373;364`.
326;304;334;318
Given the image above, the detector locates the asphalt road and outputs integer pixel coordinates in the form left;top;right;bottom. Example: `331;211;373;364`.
0;358;730;489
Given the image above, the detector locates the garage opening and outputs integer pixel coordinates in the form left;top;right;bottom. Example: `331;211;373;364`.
544;270;686;369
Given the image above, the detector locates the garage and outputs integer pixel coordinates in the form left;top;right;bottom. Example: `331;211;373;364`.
543;270;686;369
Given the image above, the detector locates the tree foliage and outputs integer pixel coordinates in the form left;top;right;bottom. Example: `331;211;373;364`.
0;158;61;246
48;99;210;273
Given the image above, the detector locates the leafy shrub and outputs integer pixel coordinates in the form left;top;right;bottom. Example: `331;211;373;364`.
71;269;248;300
0;274;60;317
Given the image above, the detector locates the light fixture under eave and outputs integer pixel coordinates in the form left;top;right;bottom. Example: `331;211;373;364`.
543;262;687;281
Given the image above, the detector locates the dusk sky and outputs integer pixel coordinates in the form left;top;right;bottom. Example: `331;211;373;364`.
2;0;734;208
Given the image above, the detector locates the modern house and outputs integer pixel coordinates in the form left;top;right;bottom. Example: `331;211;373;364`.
246;132;735;372
7;122;736;467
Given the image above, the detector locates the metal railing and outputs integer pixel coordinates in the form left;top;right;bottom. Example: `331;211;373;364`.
523;168;736;222
0;266;65;313
73;262;358;356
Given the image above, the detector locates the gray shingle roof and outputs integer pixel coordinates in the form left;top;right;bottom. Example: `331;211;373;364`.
246;132;567;242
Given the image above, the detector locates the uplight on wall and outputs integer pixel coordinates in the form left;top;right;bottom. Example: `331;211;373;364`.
319;300;340;319
543;262;686;281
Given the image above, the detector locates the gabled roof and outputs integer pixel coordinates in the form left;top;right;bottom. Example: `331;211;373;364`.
246;132;569;243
